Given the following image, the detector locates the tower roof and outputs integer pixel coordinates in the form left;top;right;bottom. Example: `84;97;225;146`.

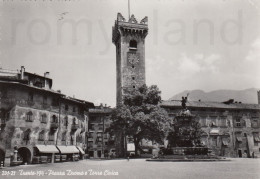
112;13;148;44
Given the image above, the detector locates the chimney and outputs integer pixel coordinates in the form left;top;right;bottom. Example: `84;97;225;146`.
44;72;50;89
20;66;25;80
44;72;50;78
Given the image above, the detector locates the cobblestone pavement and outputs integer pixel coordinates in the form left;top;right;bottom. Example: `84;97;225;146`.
0;158;259;179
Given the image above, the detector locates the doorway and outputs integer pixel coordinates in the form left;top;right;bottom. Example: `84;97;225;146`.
89;151;94;158
18;147;31;164
238;149;242;158
98;150;101;158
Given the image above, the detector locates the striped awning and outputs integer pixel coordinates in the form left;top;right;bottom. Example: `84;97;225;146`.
210;129;219;135
254;136;260;142
76;146;85;154
222;140;229;146
56;146;79;154
35;145;59;153
236;137;242;142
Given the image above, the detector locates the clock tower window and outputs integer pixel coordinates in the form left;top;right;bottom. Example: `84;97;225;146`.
129;40;137;50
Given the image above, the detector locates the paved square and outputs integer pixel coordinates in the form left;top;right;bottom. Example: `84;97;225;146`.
1;158;260;179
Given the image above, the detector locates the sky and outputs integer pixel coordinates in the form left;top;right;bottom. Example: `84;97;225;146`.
0;0;260;107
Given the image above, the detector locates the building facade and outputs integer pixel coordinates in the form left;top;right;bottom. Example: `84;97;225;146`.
112;13;148;106
87;105;115;158
160;100;260;158
0;67;94;166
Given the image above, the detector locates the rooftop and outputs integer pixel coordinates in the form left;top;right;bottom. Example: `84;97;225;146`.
161;100;260;110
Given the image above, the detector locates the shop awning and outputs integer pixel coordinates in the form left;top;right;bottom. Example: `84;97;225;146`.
56;146;79;154
35;145;59;153
254;136;260;142
236;137;242;142
210;129;219;135
222;141;229;146
127;143;135;152
76;146;85;154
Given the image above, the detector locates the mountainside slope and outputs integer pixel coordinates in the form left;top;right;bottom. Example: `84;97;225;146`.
169;88;259;104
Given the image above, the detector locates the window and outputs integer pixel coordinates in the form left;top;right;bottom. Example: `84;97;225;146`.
41;114;47;123
0;88;7;98
97;133;102;137
104;133;108;139
23;129;31;141
132;65;135;69
51;115;57;123
64;116;68;126
26;111;33;122
28;92;34;101
129;40;137;49
89;142;93;147
38;130;45;141
212;136;217;146
235;119;241;127
89;123;95;130
43;95;47;105
49;131;55;141
76;134;82;143
132;77;135;80
219;118;227;127
73;118;77;125
79;107;84;115
52;97;59;106
65;104;69;111
253;132;260;146
251;119;259;128
200;118;207;127
73;107;76;112
89;132;94;138
62;132;66;141
133;86;136;89
98;137;102;142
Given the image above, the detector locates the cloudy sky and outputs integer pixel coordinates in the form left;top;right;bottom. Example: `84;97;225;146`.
0;0;260;107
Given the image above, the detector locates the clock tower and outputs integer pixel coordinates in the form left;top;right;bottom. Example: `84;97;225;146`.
112;13;148;106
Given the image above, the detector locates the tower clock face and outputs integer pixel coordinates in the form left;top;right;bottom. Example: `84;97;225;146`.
128;52;139;65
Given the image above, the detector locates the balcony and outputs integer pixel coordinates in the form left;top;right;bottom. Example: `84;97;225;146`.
71;124;79;130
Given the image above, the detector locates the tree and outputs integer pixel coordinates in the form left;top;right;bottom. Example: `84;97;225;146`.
107;85;171;156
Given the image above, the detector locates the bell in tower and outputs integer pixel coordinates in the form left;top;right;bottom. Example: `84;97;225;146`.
112;13;148;106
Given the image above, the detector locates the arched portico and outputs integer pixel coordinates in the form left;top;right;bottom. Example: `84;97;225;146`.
17;147;32;164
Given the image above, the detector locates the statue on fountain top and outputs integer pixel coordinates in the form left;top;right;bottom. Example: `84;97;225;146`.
180;93;191;116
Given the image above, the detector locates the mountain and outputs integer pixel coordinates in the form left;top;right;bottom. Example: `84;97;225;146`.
169;88;259;104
